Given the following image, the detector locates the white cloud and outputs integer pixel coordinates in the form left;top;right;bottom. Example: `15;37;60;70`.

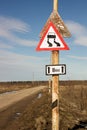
0;16;29;33
67;55;87;60
0;41;13;49
0;16;48;81
74;36;87;46
0;16;37;47
0;50;45;65
66;20;87;46
0;50;48;81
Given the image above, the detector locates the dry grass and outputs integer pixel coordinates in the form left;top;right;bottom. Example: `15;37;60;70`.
0;81;87;130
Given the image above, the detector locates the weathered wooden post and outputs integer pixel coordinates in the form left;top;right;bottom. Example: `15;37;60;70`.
53;0;58;11
52;51;59;130
49;79;52;93
52;1;59;129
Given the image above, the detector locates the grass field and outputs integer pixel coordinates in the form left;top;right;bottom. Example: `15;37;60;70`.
0;80;87;130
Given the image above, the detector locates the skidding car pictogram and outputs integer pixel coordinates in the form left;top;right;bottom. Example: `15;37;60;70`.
47;32;60;47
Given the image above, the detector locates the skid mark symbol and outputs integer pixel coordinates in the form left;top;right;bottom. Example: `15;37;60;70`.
47;32;60;47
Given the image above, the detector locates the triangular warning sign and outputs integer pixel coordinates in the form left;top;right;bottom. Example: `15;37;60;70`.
36;22;69;51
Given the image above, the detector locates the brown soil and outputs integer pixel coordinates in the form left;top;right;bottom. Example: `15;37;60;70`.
0;89;52;130
0;85;87;130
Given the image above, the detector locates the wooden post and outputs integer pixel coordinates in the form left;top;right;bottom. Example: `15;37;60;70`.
53;0;58;11
52;51;59;130
49;79;52;93
52;0;59;130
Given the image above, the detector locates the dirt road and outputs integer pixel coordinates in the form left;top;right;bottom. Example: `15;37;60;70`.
0;86;46;111
0;87;51;130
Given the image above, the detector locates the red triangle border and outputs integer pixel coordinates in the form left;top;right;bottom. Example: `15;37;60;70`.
36;21;70;51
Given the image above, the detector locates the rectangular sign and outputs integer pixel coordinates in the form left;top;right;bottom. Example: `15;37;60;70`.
46;64;66;75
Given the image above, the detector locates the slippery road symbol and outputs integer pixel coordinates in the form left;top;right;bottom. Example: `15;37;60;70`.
47;32;60;47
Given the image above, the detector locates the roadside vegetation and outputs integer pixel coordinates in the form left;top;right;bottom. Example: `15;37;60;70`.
0;80;87;130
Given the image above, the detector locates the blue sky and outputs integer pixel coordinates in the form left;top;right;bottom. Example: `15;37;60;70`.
0;0;87;81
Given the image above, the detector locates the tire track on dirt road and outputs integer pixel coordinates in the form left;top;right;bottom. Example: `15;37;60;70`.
0;86;46;111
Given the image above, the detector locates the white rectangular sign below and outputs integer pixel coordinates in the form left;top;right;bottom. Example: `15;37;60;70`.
46;64;66;75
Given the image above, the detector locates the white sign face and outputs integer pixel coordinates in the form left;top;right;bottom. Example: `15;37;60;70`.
46;64;66;75
40;27;64;49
